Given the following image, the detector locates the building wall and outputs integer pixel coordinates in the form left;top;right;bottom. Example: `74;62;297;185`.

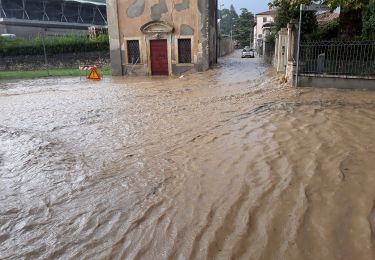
107;0;217;76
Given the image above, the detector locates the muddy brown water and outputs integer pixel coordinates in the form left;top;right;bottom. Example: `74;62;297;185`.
1;53;375;259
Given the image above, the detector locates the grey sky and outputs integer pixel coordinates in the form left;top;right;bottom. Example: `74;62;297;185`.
219;0;270;15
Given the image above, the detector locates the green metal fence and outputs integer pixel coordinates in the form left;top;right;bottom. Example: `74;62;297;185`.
299;41;375;77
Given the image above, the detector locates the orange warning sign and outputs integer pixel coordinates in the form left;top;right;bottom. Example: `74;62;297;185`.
87;68;101;80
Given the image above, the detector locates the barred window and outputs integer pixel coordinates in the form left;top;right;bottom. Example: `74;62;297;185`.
178;39;192;64
127;40;140;64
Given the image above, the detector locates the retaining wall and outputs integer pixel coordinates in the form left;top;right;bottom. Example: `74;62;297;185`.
0;51;110;70
219;38;235;57
299;74;375;90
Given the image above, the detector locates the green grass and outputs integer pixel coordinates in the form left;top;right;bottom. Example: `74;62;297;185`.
0;67;111;80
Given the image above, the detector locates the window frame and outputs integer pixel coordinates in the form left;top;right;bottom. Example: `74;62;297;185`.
124;38;142;65
176;36;193;65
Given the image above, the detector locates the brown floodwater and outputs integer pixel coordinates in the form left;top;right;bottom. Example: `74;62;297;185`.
1;53;375;260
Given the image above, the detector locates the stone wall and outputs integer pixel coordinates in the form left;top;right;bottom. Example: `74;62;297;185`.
219;37;234;57
0;51;110;71
271;21;298;86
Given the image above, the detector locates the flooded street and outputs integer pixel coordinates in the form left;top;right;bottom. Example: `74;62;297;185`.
1;52;375;259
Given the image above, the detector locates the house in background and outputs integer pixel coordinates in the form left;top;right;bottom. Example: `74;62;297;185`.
316;12;339;26
107;0;218;76
253;9;276;54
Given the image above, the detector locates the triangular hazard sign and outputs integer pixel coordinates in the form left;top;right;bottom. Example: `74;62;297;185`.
87;68;101;80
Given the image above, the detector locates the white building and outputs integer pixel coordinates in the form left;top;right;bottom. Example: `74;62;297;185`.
253;10;276;53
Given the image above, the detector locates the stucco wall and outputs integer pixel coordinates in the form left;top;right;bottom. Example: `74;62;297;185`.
107;0;217;76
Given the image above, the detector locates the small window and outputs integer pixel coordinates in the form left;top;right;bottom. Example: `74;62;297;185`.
263;17;267;23
127;40;140;64
178;39;192;64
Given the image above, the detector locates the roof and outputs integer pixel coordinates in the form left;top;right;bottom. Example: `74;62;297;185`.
317;12;339;26
256;10;276;16
65;0;106;5
262;22;275;29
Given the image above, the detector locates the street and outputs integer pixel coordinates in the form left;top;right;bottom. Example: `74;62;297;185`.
1;52;375;259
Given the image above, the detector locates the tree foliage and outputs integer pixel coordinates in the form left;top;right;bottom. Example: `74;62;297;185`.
232;8;256;48
269;0;370;38
219;5;239;37
362;1;375;38
273;1;317;39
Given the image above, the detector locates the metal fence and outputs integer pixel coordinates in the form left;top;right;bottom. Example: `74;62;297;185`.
299;41;375;77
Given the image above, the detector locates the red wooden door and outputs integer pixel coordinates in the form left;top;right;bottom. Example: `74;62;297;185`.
150;40;168;75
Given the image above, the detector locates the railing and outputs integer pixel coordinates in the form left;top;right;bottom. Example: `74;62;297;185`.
299;41;375;77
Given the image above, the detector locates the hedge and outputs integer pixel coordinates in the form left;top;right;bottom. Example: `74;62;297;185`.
0;34;109;57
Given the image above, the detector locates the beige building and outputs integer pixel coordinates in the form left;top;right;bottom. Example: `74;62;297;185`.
106;0;218;76
253;10;276;52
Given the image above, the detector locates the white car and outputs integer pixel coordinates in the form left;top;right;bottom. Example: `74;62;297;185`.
241;48;255;58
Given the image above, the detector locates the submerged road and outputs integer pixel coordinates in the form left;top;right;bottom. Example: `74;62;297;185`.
1;52;375;259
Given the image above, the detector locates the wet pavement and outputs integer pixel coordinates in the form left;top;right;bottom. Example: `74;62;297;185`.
1;52;375;259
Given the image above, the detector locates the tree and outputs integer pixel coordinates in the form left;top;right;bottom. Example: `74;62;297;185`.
272;0;317;39
363;1;375;38
269;0;369;38
232;8;256;48
219;5;239;37
328;0;369;38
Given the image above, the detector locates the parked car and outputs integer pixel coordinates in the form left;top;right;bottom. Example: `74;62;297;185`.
241;48;255;58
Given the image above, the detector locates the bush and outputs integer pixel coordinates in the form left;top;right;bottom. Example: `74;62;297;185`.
363;2;375;39
265;32;276;44
305;19;340;41
0;34;109;57
319;19;340;40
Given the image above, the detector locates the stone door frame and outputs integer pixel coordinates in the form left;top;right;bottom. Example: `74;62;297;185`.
141;21;174;76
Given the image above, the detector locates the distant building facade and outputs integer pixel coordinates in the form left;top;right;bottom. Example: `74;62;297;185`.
107;0;218;76
253;10;276;53
0;0;107;38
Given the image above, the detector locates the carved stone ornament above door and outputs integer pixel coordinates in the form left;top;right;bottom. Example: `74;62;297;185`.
140;21;174;34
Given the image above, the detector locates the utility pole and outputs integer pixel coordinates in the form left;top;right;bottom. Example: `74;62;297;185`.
250;22;253;49
295;4;302;88
295;3;329;87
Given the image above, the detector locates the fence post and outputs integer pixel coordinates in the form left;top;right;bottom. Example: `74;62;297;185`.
42;29;49;76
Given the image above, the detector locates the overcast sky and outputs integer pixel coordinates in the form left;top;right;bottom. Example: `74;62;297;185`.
219;0;270;15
